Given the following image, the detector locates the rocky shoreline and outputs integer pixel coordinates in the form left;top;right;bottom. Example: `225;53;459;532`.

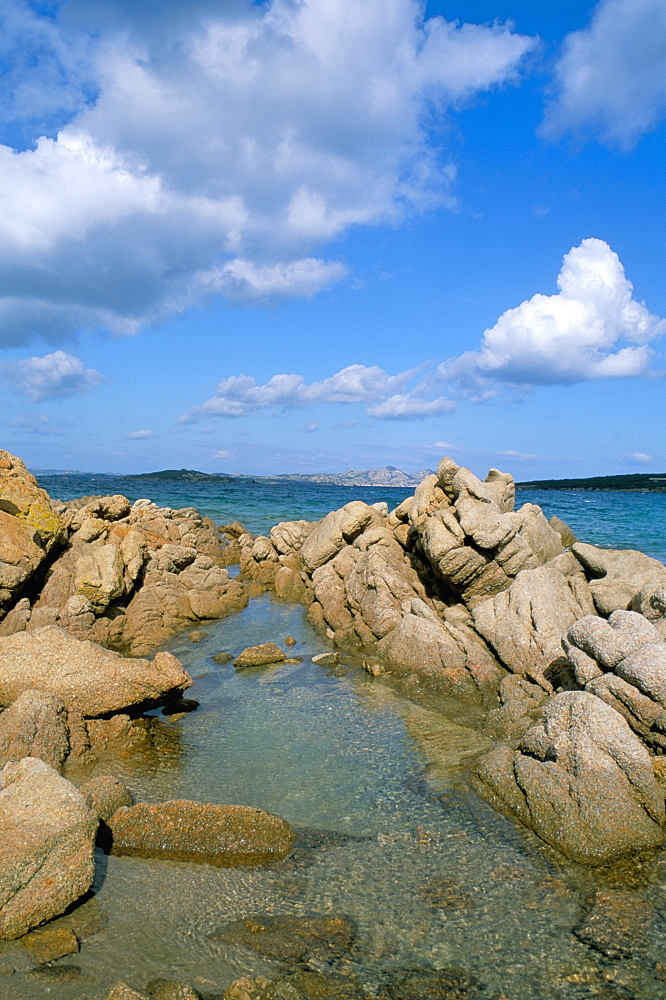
3;447;666;997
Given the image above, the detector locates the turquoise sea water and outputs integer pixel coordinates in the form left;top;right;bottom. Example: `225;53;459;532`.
4;474;663;998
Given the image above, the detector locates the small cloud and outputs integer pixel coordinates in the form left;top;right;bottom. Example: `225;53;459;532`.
6;414;64;436
532;205;550;218
497;449;540;461
622;451;653;465
213;449;232;459
2;351;107;401
303;421;319;433
367;395;455;420
125;429;155;439
434;440;457;450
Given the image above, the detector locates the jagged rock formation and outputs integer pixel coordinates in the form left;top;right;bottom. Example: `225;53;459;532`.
0;450;247;654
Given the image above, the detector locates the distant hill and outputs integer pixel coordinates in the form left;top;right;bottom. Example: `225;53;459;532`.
267;466;431;487
517;472;666;493
126;465;430;487
127;469;237;482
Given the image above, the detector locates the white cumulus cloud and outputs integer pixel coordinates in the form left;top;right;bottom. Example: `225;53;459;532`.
0;0;535;344
2;350;107;400
125;429;155;439
440;238;665;389
180;362;451;422
542;0;666;147
622;451;653;465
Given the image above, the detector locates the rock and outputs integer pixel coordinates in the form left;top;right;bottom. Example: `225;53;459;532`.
74;542;125;612
312;652;338;667
0;689;70;770
107;986;150;1000
573;891;654;958
80;775;133;822
566;610;661;671
472;566;595;686
108;800;294;865
376;610;503;704
209;914;356;968
572;542;666;615
0;626;192;716
235;643;286;668
189;630;207;642
146;979;203;1000
549;515;577;548
21;925;79;964
285;636;297;646
301;502;379;571
381;967;485;1000
211;651;233;664
473;691;665;865
0;451;65;616
0;757;98;938
483;675;549;743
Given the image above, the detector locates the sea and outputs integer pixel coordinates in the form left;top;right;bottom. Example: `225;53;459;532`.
3;475;665;999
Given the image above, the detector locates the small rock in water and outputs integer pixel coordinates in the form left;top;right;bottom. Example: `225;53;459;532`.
146;978;203;999
284;658;302;665
80;775;133;822
108;800;294;865
312;652;338;667
419;878;475;910
211;652;233;665
234;643;286;668
380;966;485;999
573;890;655;958
364;661;385;677
209;914;356;969
21;926;78;965
25;964;89;983
285;636;297;647
189;631;207;643
106;985;150;1000
161;697;199;716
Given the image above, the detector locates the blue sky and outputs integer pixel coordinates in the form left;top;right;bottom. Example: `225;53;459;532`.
0;0;664;478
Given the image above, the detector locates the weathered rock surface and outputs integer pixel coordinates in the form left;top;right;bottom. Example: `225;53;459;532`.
108;799;294;865
473;691;665;865
0;626;192;716
563;611;666;749
573;890;654;958
80;775;133;822
0;451;65;617
572;542;666;615
0;757;98;938
0;453;248;655
0;688;70;770
21;925;79;964
472;566;595;688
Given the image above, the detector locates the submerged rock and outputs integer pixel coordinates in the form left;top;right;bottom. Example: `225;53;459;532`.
0;626;192;716
210;914;356;968
473;691;665;865
0;757;98;939
573;890;655;959
108;800;294;865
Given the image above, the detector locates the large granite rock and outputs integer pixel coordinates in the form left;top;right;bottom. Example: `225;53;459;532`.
0;626;192;716
471;565;595;687
572;542;666;615
108;799;295;865
0;689;70;770
0;757;98;938
0;451;65;616
563;611;666;749
473;691;665;865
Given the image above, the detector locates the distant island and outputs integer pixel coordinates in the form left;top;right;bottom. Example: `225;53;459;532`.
127;465;431;487
517;472;666;493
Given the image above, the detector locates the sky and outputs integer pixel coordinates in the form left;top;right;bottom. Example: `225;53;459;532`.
0;0;664;479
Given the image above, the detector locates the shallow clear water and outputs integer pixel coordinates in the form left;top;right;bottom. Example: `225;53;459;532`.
2;594;666;999
8;475;664;997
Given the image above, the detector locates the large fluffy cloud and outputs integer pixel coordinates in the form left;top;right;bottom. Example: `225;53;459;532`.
542;0;666;147
440;239;665;389
0;0;535;345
